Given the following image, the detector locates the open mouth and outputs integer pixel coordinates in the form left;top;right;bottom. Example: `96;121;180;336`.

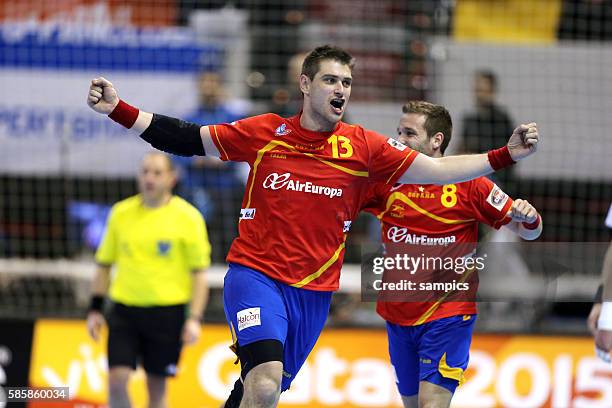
330;98;345;114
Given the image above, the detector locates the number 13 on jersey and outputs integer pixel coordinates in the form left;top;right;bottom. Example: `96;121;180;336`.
328;135;353;158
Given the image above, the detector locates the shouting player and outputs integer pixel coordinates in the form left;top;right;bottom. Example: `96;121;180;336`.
362;101;542;408
86;46;539;408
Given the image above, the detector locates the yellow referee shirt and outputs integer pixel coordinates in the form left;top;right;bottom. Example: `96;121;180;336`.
95;195;211;307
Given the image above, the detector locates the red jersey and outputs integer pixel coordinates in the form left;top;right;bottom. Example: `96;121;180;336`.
210;113;418;291
362;177;513;325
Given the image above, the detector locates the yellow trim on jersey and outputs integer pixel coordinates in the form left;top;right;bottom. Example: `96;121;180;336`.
245;140;369;209
438;352;465;385
413;266;475;325
385;150;416;184
290;235;347;288
229;321;237;343
378;192;474;225
211;125;230;160
302;152;368;177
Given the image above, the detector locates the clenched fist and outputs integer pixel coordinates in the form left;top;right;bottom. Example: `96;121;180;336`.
507;122;539;161
87;77;119;114
506;199;538;223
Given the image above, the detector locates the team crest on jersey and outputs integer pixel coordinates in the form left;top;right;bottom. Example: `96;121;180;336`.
390;204;405;218
157;241;171;256
387;138;408;151
486;184;509;211
274;123;292;137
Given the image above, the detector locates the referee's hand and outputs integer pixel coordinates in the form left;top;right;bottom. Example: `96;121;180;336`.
182;318;201;345
87;77;119;115
595;329;612;363
86;311;105;341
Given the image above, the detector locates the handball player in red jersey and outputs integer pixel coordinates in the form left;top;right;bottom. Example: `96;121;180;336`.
362;101;542;408
87;45;539;408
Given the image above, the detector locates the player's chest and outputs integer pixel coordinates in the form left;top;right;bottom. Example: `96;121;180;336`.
253;135;369;192
385;184;472;220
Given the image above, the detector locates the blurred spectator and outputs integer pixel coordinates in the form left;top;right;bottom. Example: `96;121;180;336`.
269;52;307;116
173;70;249;261
461;70;516;195
558;0;612;41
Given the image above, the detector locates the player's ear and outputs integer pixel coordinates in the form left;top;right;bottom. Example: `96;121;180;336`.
432;132;444;150
299;74;310;95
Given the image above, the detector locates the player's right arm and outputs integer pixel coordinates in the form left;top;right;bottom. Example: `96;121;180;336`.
87;77;221;158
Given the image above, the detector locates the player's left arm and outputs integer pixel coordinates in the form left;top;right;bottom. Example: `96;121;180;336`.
398;123;538;184
503;199;542;241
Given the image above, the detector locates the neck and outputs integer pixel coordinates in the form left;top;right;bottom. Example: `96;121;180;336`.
300;103;336;132
142;193;171;208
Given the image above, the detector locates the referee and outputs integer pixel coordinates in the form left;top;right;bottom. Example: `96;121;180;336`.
86;152;211;408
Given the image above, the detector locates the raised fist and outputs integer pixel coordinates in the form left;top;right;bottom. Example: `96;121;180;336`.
507;122;539;161
87;77;119;114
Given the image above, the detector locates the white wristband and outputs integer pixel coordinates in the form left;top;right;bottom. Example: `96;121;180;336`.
598;302;612;331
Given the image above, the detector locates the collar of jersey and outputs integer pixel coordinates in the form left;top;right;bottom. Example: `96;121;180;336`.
287;113;344;143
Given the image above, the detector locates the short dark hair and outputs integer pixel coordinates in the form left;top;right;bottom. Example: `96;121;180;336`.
301;45;355;80
402;101;453;154
143;151;175;172
475;69;498;92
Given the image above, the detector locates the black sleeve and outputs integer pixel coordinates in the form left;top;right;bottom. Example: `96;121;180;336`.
139;114;205;156
595;283;604;304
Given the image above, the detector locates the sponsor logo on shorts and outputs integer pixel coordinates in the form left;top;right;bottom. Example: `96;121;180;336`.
240;208;256;220
387;138;408;151
262;172;343;199
237;307;261;331
486;184;509;211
